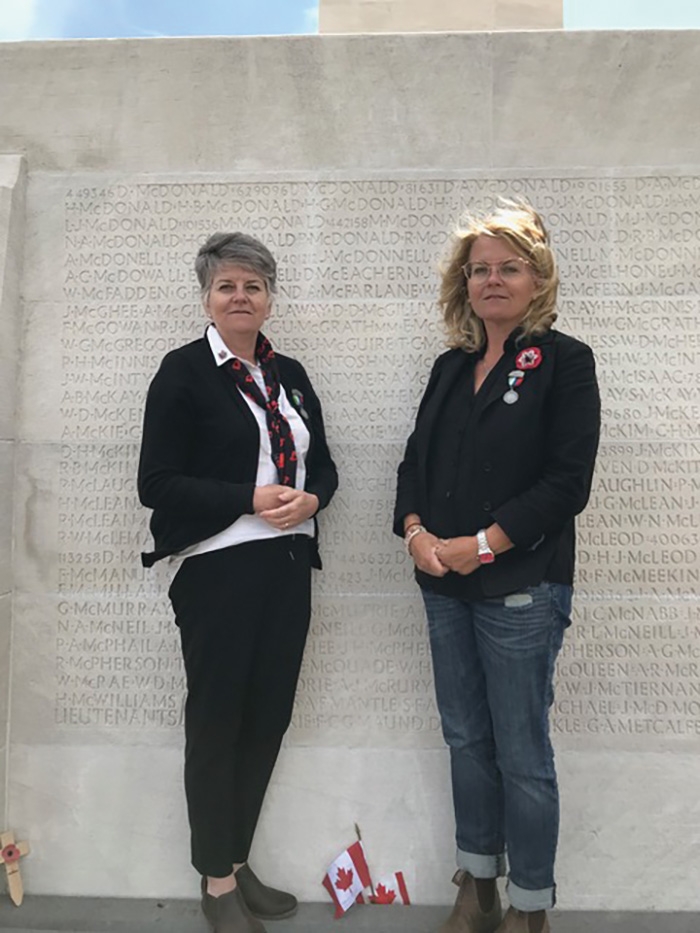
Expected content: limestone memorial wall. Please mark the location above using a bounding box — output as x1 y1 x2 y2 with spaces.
1 30 700 909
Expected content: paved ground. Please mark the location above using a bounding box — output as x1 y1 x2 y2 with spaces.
0 899 699 933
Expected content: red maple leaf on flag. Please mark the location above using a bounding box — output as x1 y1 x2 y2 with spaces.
335 866 354 891
370 884 396 904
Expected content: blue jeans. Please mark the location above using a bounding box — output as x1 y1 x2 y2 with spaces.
421 582 571 912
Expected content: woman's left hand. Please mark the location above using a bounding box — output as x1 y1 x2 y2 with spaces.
435 536 480 576
260 488 319 530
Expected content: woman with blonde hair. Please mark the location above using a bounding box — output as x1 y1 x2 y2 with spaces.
394 202 600 933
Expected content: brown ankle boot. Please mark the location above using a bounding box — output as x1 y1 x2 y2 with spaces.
496 907 550 933
437 870 502 933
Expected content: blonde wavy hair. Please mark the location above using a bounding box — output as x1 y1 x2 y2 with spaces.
440 200 559 352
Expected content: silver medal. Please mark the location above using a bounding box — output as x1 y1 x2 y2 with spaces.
503 390 519 405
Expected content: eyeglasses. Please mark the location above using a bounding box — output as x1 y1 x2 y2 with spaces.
462 258 532 284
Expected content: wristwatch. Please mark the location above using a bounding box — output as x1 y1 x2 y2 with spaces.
476 529 495 564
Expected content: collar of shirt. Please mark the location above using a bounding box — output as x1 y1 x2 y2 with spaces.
205 323 259 370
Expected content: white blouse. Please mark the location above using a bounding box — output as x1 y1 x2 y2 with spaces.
177 325 313 560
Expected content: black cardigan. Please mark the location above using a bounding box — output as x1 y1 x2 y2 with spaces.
138 337 338 568
394 328 601 598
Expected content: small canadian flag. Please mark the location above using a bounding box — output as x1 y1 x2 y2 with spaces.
322 841 373 918
369 871 411 905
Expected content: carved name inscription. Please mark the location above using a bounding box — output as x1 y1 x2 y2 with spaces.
53 175 700 745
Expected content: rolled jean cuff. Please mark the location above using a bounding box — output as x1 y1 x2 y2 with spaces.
507 879 555 911
456 848 506 879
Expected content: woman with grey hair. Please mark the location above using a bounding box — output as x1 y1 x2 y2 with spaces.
138 232 338 933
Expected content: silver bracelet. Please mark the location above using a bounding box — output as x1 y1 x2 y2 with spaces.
404 524 427 554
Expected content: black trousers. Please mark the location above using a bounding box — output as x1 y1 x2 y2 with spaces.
168 536 312 877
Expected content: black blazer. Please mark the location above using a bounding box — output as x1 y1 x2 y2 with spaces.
394 328 601 597
138 336 338 568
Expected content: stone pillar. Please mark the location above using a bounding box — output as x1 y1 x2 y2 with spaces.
0 155 25 824
319 0 563 33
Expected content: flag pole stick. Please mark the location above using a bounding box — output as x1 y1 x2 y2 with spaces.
354 822 376 897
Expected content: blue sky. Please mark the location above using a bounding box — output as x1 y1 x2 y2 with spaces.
565 0 700 29
0 0 319 41
2 0 700 41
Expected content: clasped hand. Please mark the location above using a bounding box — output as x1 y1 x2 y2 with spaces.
411 533 479 577
253 484 319 530
435 536 480 576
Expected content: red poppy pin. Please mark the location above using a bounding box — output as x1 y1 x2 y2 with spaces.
1 844 20 863
514 347 542 370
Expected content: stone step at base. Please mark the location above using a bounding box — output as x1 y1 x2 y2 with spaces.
0 899 699 933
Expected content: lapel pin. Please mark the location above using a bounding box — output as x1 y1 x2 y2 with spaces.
291 389 309 419
503 348 542 404
503 370 524 405
514 347 542 370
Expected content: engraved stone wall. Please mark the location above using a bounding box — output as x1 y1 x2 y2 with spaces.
15 172 700 754
4 29 700 908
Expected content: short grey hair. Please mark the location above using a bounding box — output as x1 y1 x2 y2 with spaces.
195 232 278 297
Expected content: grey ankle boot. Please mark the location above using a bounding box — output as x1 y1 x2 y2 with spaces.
201 881 267 933
437 870 502 933
235 863 298 919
